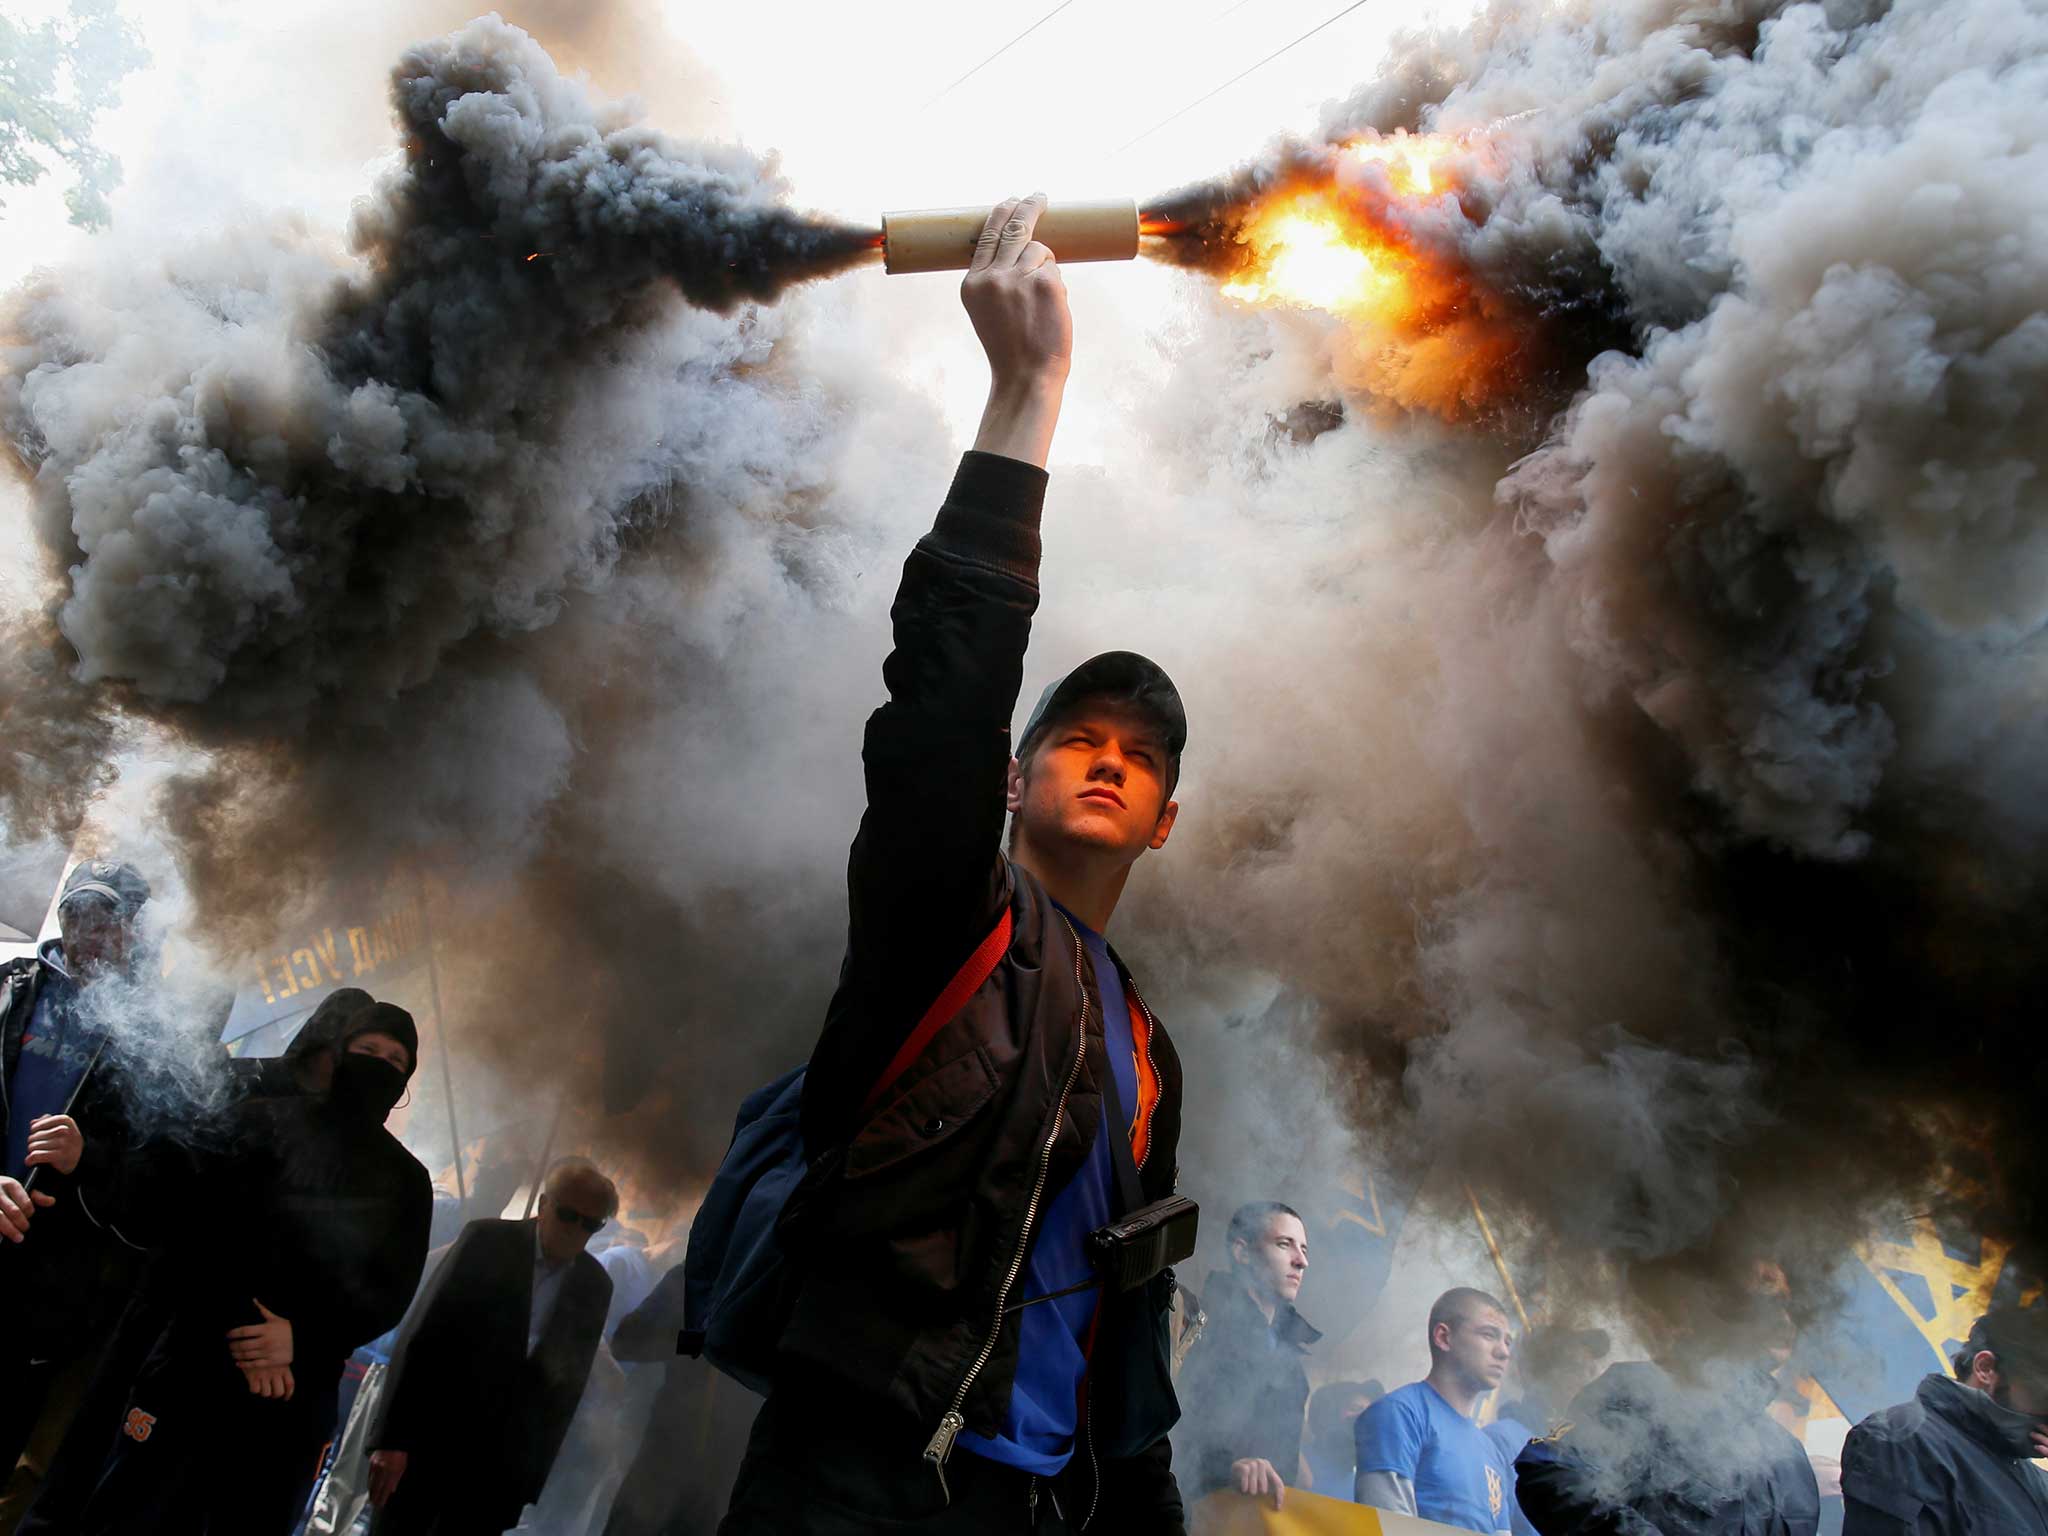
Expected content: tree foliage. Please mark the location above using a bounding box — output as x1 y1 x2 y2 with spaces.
1 0 147 230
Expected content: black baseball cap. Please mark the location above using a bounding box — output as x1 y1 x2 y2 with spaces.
57 859 151 921
1017 651 1187 762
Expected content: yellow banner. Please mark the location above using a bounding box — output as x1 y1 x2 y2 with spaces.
1194 1489 1475 1536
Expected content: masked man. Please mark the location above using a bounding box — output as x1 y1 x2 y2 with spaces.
1842 1307 2048 1536
73 1002 433 1534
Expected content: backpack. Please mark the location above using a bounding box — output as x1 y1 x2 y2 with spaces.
678 910 1012 1395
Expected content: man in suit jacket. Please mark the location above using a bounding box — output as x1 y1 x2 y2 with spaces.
365 1158 618 1536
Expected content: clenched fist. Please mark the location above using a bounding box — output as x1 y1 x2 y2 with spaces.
963 194 1072 469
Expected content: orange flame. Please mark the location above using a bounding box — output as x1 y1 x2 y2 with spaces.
1215 132 1529 419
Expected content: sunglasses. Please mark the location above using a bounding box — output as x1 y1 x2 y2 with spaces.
550 1204 606 1235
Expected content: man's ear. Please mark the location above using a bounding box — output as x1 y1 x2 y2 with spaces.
1148 799 1179 851
1968 1349 2000 1392
1005 757 1024 815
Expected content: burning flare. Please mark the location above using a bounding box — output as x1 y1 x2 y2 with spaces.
1145 132 1536 420
1218 194 1407 313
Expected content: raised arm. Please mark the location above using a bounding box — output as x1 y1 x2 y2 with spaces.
805 196 1072 1150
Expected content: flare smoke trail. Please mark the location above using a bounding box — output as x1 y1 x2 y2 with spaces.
0 11 889 1172
1136 0 2048 1341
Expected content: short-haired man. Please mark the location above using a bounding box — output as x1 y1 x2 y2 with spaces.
0 860 152 1514
1841 1307 2048 1536
367 1156 618 1536
718 194 1191 1534
69 1000 434 1534
1175 1201 1319 1510
1355 1287 1516 1535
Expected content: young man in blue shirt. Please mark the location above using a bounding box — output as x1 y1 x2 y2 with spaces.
719 194 1192 1534
1355 1286 1517 1536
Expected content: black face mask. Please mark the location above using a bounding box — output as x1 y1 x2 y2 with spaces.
329 1053 407 1122
1983 1380 2048 1458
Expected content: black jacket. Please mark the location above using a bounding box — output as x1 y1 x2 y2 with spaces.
370 1217 613 1510
1841 1373 2048 1536
147 1091 433 1382
782 451 1187 1530
0 951 148 1357
1515 1361 1821 1536
1174 1269 1321 1498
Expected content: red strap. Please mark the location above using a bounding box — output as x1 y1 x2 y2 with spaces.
859 908 1013 1119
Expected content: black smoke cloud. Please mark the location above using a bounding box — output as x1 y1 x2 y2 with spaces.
0 13 892 1178
6 14 869 745
1131 0 2048 1337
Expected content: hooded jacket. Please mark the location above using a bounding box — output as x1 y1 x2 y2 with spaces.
0 947 148 1357
144 1081 433 1383
780 451 1187 1530
1173 1268 1322 1498
1515 1360 1821 1536
1841 1373 2048 1536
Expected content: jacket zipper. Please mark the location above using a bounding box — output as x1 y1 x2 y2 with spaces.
921 915 1091 1502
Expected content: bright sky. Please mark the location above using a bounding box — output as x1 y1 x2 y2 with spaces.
3 0 1478 269
0 0 1478 464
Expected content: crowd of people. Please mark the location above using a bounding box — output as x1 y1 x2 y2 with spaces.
4 197 2045 1536
1172 1206 2048 1536
0 861 651 1535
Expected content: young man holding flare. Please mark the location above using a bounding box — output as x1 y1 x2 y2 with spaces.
719 194 1192 1534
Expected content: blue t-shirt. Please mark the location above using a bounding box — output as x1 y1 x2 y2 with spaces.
1485 1417 1539 1536
1355 1381 1513 1534
958 905 1138 1476
4 948 93 1183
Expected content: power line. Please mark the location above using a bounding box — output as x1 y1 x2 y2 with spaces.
1115 0 1376 156
923 2 1080 111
